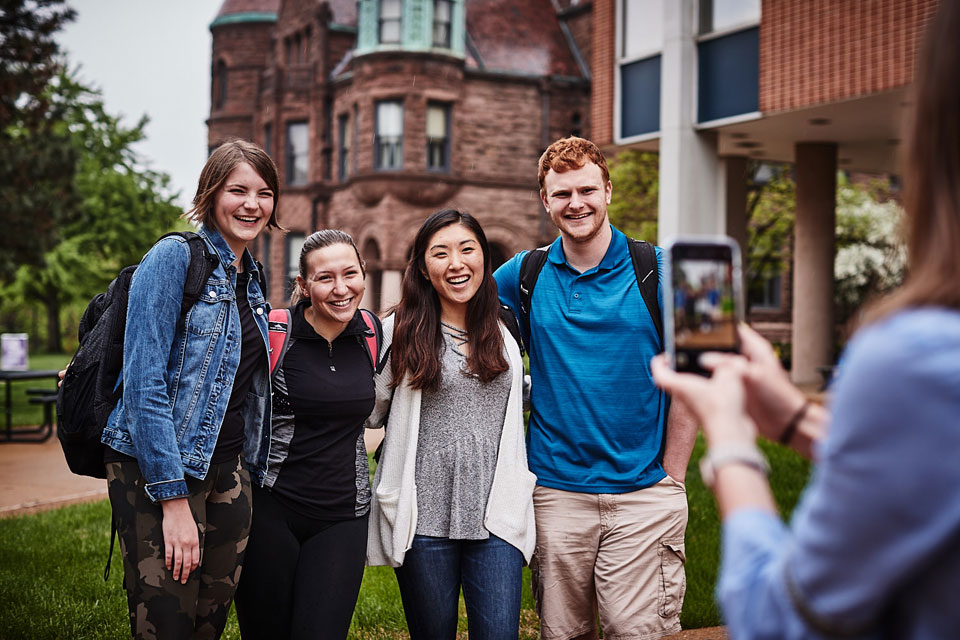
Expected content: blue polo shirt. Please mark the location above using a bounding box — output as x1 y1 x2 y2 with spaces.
494 226 668 493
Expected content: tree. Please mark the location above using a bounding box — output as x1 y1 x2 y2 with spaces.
834 174 905 326
0 0 77 282
3 70 182 352
607 149 659 242
744 162 795 313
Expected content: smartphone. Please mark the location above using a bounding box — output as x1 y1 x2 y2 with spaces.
663 236 744 375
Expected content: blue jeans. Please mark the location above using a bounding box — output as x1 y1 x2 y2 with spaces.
395 534 523 640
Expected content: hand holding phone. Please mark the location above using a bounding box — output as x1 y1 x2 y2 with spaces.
663 236 744 375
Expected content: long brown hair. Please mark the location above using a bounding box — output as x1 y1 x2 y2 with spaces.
391 209 508 391
865 0 960 324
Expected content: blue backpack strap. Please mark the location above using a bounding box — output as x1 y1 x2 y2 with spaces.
627 239 663 349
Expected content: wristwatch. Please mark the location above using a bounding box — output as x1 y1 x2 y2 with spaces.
699 442 770 489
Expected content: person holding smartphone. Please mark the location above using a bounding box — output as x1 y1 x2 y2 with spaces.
651 2 960 636
493 137 698 639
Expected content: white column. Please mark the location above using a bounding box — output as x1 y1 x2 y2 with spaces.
379 269 403 311
791 143 837 385
657 0 723 243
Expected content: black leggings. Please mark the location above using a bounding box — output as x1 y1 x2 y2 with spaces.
234 485 368 640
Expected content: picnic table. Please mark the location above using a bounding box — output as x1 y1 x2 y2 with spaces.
0 369 60 442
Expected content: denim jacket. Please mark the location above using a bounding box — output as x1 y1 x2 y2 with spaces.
101 226 272 502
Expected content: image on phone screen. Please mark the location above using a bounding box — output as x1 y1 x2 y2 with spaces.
672 257 737 352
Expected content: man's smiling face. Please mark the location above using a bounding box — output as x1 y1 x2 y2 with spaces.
541 161 612 245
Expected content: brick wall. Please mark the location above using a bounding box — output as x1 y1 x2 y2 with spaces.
760 0 938 113
590 0 614 145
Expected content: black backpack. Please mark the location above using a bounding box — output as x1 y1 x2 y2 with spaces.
517 238 663 348
56 232 219 479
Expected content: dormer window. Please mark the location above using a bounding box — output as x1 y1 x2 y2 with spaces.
433 0 452 47
380 0 402 44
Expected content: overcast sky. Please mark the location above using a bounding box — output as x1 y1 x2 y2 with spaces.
59 1 224 208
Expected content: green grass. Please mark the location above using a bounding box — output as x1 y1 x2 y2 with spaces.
0 434 810 638
680 434 812 628
3 353 71 428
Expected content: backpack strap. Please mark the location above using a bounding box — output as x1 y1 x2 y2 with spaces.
627 238 663 349
254 259 267 298
360 309 387 374
159 231 219 327
499 304 525 356
517 245 551 341
268 308 293 375
517 239 663 350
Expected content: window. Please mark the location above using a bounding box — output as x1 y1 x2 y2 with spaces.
433 0 452 48
622 0 662 60
696 0 760 123
426 103 449 172
379 0 402 44
618 0 663 139
264 122 273 158
750 274 782 310
286 233 306 297
286 122 309 186
338 113 351 181
375 101 403 170
699 0 761 34
215 60 227 109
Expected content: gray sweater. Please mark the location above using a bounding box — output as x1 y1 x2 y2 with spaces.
365 314 537 567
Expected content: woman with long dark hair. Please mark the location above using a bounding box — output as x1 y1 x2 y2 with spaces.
650 2 960 637
101 139 279 639
367 209 536 639
235 230 379 639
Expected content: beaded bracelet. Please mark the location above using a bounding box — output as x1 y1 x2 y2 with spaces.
779 399 811 445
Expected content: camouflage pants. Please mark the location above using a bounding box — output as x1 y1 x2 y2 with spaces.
106 456 252 640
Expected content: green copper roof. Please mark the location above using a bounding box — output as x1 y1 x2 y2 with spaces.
210 11 277 29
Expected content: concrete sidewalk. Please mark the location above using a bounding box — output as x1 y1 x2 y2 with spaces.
0 432 106 517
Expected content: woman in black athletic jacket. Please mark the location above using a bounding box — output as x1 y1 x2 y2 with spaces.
235 229 380 640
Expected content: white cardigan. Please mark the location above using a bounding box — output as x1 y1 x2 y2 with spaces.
365 314 537 567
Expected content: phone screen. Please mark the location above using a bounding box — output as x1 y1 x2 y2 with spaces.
668 241 740 373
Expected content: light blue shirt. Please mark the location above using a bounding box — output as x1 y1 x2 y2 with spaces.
494 226 667 493
718 308 960 639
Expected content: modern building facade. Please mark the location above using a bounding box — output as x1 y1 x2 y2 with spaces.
591 0 938 383
208 0 591 313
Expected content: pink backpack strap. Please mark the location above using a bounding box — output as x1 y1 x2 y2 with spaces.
268 308 292 374
359 309 381 370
